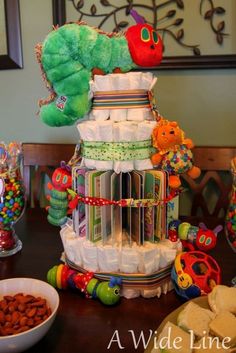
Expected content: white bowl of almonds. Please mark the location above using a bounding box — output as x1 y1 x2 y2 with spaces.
0 278 59 353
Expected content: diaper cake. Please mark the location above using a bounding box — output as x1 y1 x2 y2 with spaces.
36 10 200 300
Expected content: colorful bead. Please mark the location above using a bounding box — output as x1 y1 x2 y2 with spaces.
56 264 64 289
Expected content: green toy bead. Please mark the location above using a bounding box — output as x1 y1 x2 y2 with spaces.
87 278 120 305
178 222 190 240
49 197 68 209
47 214 67 226
96 282 120 305
51 188 68 200
48 207 67 219
47 265 58 288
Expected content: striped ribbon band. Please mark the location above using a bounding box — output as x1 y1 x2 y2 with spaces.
66 258 172 289
81 139 153 161
92 89 151 110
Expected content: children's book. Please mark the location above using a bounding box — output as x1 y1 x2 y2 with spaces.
131 171 142 245
72 168 169 244
100 170 112 244
149 170 167 240
144 171 155 242
72 166 86 237
135 171 146 244
88 171 104 242
111 172 122 245
122 173 132 246
85 170 90 240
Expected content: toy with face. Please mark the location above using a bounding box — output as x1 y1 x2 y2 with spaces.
87 278 121 306
151 119 201 188
169 220 222 252
47 163 72 226
36 10 163 127
47 264 121 306
153 121 183 150
52 166 72 192
126 23 162 67
195 224 222 251
171 251 221 300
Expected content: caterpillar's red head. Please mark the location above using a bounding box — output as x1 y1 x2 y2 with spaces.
126 23 163 67
52 161 72 191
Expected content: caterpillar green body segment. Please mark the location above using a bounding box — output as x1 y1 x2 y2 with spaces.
37 23 135 127
47 189 68 226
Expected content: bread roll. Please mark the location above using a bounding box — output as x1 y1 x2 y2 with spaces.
151 321 192 353
177 302 215 338
208 285 236 314
209 311 236 347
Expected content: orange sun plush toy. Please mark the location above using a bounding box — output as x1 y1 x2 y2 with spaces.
151 119 201 188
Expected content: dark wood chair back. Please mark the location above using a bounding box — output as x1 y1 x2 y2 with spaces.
22 143 75 207
180 146 236 226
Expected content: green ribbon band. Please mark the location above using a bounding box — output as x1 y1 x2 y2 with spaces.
81 140 154 161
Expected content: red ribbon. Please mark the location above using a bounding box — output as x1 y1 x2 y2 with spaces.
68 189 181 210
73 272 94 297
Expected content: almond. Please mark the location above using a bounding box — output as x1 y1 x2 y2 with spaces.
0 293 51 336
3 295 14 302
19 316 28 327
12 311 20 324
27 307 37 318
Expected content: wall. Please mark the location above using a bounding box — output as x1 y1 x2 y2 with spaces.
0 0 235 145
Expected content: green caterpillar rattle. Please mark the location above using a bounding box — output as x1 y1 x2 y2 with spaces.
46 162 71 226
47 264 122 306
36 9 163 127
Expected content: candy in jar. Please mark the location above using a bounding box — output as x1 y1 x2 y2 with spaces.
0 142 25 257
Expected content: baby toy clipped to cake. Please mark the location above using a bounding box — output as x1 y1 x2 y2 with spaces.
35 9 163 127
151 118 201 189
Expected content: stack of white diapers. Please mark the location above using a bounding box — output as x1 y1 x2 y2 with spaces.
77 120 156 173
89 72 157 122
60 223 181 298
77 71 158 173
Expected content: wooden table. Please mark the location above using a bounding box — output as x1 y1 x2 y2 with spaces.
1 209 235 353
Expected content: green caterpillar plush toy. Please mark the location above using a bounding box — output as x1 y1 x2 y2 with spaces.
47 264 122 306
36 10 163 127
46 162 72 226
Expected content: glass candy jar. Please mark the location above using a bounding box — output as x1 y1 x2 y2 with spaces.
225 157 236 252
0 142 25 257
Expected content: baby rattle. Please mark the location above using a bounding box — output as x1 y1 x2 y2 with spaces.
168 219 222 252
46 162 72 226
171 251 221 300
47 264 122 306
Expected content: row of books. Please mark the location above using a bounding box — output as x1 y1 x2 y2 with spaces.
72 167 179 245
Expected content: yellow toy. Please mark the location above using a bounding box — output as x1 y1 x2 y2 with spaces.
151 119 201 188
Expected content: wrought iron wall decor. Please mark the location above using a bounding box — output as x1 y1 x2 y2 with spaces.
0 0 23 70
52 0 236 69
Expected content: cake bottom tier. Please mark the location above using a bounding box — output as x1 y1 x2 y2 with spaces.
65 256 173 299
60 223 181 298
